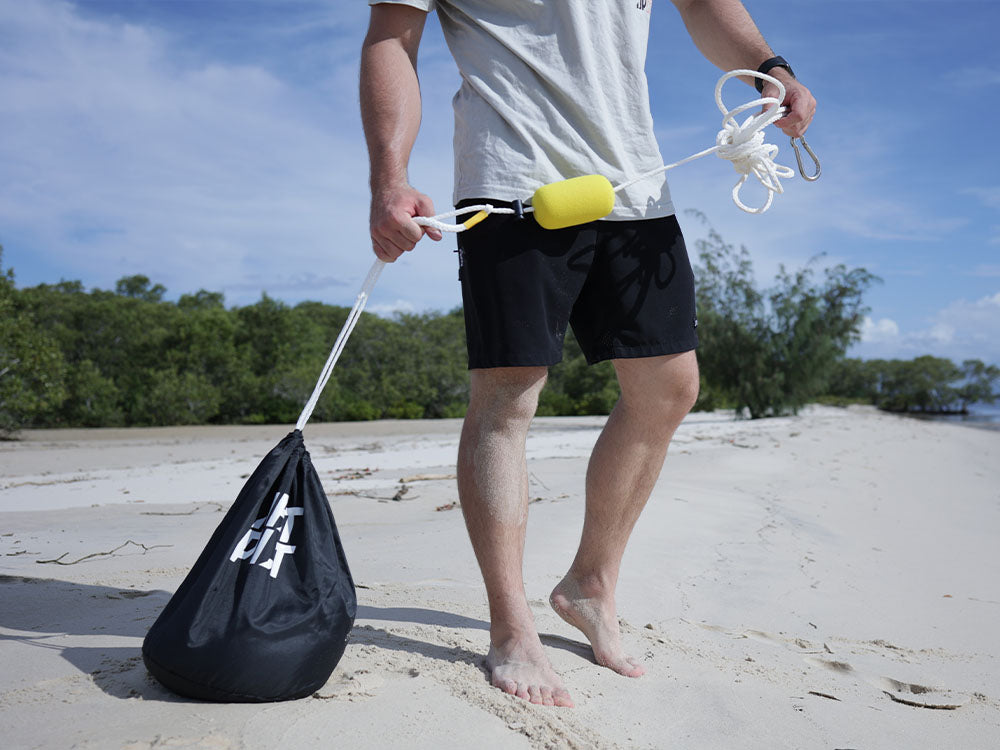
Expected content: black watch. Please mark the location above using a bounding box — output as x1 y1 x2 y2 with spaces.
755 56 794 93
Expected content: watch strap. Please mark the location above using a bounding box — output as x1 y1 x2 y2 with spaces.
755 56 794 93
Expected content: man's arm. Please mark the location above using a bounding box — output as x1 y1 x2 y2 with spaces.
360 4 441 262
670 0 815 137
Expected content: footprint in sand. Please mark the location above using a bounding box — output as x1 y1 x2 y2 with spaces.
693 621 971 710
804 656 969 710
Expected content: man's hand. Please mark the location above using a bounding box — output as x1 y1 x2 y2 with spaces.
670 0 817 138
761 69 816 139
361 5 437 262
369 183 442 262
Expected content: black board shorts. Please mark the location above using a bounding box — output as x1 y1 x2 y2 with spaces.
456 200 698 369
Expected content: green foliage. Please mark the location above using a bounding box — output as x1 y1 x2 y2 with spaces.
133 369 222 426
876 356 961 412
828 356 999 413
307 307 471 421
115 274 166 302
56 358 123 427
956 359 1000 410
0 248 68 435
690 213 878 418
540 332 620 416
178 290 225 310
0 247 480 428
8 221 992 430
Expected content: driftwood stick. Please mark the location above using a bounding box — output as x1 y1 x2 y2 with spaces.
36 540 171 566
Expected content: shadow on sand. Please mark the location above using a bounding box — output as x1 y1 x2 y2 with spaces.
0 575 593 701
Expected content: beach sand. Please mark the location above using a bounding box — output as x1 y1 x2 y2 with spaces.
1 406 998 749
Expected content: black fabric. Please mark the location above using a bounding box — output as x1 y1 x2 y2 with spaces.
142 430 356 702
755 56 794 93
456 203 698 367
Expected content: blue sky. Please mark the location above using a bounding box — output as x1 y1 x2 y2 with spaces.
1 0 998 364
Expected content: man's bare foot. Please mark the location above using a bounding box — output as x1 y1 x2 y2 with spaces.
487 630 574 707
549 575 645 677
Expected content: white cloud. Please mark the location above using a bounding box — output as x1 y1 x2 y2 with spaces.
926 322 955 345
667 93 972 296
367 298 419 317
853 291 1000 364
0 0 462 313
0 0 991 333
860 316 900 343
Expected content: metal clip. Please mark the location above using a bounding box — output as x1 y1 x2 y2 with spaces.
512 199 525 219
790 136 821 181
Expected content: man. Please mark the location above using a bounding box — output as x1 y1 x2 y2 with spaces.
360 0 815 708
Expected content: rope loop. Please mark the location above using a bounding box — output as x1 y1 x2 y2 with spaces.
413 203 521 233
712 69 795 213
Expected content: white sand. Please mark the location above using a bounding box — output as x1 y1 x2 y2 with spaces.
1 407 998 749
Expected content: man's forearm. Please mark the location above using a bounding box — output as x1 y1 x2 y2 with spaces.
671 1 815 140
671 0 782 87
360 18 424 193
360 6 441 261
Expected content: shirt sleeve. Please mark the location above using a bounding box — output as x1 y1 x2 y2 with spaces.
367 0 435 11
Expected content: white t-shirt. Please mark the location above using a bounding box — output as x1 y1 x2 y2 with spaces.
370 0 673 220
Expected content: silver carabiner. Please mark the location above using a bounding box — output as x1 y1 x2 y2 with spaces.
790 136 821 181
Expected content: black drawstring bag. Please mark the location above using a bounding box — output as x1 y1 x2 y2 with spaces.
142 429 356 701
143 261 384 702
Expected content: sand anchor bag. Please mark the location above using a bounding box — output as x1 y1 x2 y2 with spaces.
142 429 356 702
141 264 388 701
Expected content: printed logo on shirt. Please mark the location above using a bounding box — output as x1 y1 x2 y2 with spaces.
229 491 303 578
636 0 651 13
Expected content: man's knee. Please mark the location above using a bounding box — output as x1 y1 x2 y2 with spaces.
614 351 699 421
664 356 700 414
468 366 548 426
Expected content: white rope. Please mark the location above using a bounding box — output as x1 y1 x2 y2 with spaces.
295 258 384 431
419 69 798 230
294 70 802 431
413 203 533 233
613 70 793 213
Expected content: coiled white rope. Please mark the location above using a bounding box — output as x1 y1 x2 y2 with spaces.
294 69 816 430
615 69 794 213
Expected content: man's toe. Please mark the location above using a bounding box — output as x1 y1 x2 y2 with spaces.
625 657 646 677
553 688 575 708
494 676 518 696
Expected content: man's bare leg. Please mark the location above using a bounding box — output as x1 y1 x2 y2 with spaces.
550 351 699 676
457 366 574 707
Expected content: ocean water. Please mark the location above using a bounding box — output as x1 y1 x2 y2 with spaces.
911 403 1000 432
